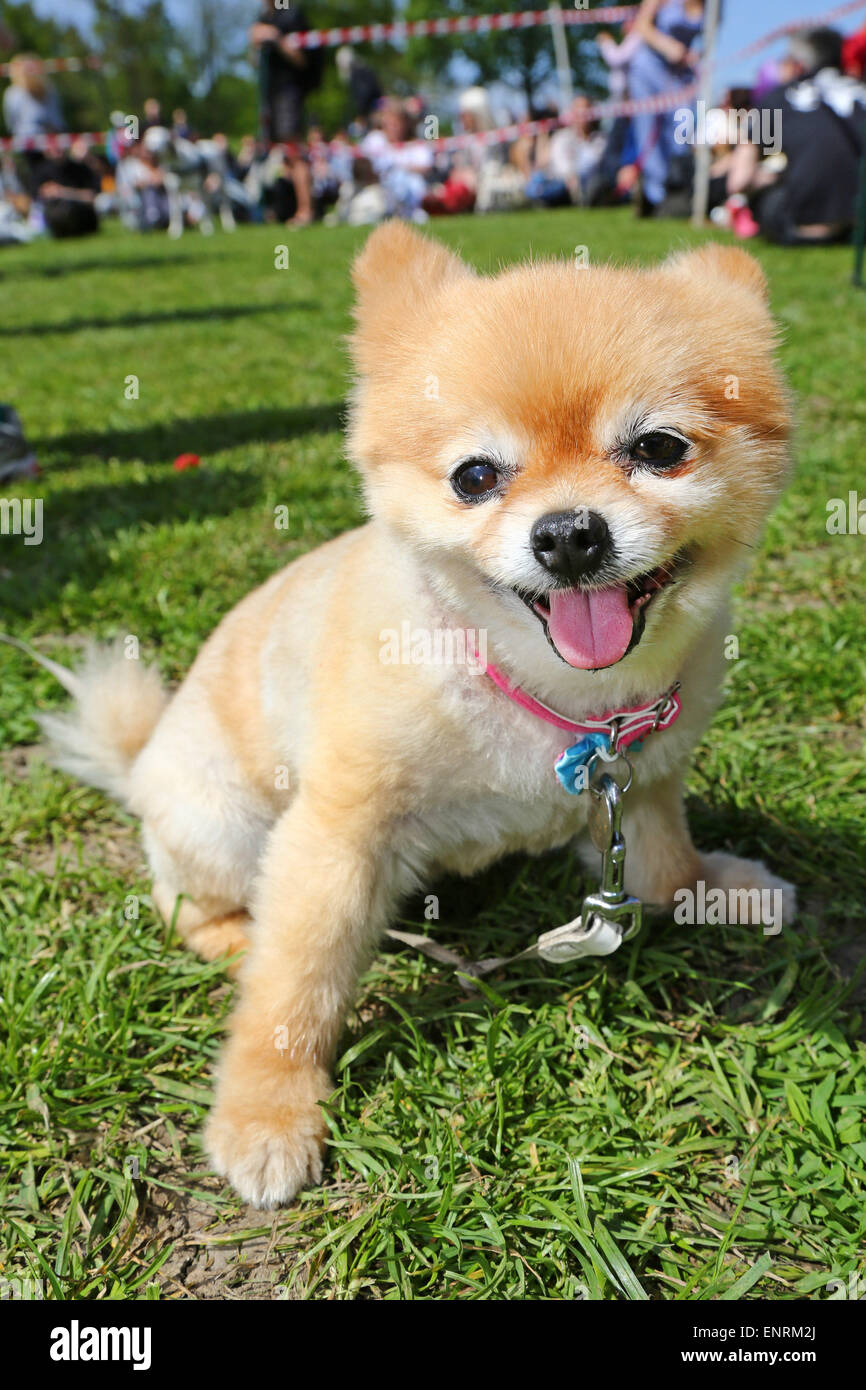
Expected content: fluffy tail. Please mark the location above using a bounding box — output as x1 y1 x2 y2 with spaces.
1 634 169 804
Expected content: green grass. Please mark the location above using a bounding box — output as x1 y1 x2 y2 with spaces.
1 212 864 1302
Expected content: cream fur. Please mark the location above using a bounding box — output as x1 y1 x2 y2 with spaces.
43 227 796 1207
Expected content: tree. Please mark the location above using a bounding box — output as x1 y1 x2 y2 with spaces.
1 0 607 143
91 0 187 120
178 0 249 102
404 0 607 115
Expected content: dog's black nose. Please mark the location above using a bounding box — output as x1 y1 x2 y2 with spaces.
530 509 611 584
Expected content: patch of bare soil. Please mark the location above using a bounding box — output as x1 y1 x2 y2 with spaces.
133 1179 304 1300
4 742 147 880
1 743 43 779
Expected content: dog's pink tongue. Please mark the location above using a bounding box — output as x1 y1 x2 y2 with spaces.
547 586 634 669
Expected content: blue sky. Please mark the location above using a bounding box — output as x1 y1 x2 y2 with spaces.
714 0 861 82
29 0 866 91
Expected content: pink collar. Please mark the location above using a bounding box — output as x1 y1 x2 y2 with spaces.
483 660 682 755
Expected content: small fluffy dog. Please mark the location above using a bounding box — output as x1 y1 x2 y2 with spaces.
43 224 796 1206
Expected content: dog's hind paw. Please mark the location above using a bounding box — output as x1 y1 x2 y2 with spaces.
699 850 797 930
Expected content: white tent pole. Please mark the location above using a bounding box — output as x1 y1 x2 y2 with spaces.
548 4 574 111
691 0 722 227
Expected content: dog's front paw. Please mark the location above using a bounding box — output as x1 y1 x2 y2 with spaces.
205 1067 330 1208
699 850 797 927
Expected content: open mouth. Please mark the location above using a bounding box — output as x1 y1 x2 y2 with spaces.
521 550 690 671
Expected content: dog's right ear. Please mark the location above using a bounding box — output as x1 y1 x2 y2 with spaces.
664 243 770 303
350 222 469 374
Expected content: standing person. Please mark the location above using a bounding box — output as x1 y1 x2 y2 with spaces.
627 0 704 214
249 2 321 227
2 53 65 194
2 53 64 137
335 46 382 130
597 20 643 101
592 20 643 200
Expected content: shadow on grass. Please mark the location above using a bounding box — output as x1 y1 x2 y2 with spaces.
2 301 317 338
2 397 349 615
0 248 238 281
0 457 341 625
0 464 265 617
394 799 866 1013
34 401 345 465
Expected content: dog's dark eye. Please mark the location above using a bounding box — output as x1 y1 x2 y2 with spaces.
630 432 689 468
451 459 501 501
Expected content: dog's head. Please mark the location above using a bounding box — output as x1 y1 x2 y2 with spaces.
348 223 790 677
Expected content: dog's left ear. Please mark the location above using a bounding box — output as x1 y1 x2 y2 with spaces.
350 222 470 374
664 243 769 302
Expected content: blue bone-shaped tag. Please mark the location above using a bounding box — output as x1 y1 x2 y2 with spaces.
554 733 644 795
554 733 610 795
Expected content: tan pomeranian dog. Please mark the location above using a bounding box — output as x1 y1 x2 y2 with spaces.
39 223 796 1207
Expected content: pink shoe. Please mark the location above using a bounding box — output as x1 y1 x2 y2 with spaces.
727 196 760 240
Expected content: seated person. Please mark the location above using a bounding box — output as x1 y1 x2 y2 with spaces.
115 142 171 231
728 27 866 245
360 99 433 222
3 53 65 197
307 125 342 214
526 97 605 207
172 108 193 140
34 139 100 238
329 154 389 226
141 97 163 131
0 159 35 245
423 87 502 216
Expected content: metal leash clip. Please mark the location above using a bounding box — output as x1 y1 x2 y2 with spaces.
579 764 642 945
386 749 644 981
529 759 642 964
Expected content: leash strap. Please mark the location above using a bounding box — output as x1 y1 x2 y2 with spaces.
385 913 624 991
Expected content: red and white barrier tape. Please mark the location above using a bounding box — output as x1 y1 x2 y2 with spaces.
3 0 865 156
287 0 866 53
0 7 637 84
411 79 700 153
0 55 102 78
275 5 637 50
4 0 865 85
0 130 107 152
0 79 698 156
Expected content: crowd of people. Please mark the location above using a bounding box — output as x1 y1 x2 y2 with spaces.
2 0 866 250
